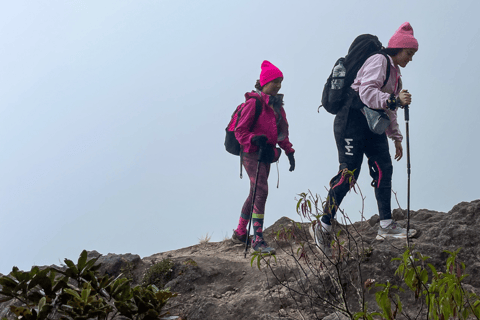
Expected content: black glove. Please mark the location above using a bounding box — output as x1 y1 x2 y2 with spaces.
251 135 268 147
287 152 295 172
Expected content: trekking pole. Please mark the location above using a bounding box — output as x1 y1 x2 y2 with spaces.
244 148 264 258
403 104 411 247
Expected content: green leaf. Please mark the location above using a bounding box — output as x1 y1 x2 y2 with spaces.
420 269 429 284
38 297 46 310
10 268 31 283
115 300 137 317
155 290 177 302
395 264 404 277
80 286 91 303
250 255 256 267
133 293 149 313
77 250 88 273
0 276 18 290
52 278 69 293
296 199 302 213
89 263 102 273
428 263 438 276
26 291 44 304
64 288 81 299
146 309 159 318
38 302 53 320
13 280 29 296
83 258 98 272
64 259 79 276
28 269 46 290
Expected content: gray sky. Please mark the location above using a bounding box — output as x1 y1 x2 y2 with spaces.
1 0 479 274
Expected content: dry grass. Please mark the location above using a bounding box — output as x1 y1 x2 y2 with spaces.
198 232 212 245
223 232 231 241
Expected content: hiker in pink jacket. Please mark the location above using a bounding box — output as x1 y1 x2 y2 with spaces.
312 22 419 257
231 60 295 255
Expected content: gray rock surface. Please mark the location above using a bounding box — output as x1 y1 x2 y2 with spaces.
1 200 480 319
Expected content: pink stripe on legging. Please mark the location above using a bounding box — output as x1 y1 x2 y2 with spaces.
375 161 383 188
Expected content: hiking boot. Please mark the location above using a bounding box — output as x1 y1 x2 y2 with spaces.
309 223 332 258
231 230 251 246
252 239 276 255
376 221 417 240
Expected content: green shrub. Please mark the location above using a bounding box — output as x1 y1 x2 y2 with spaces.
0 250 177 320
142 259 175 288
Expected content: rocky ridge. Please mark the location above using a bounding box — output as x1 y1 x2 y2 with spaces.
1 200 480 319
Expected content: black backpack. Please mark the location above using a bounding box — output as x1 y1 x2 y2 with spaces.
224 96 262 156
320 34 391 115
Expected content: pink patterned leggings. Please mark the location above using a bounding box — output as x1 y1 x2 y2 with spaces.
241 152 271 218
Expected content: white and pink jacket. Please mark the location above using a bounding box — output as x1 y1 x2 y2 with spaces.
351 54 403 142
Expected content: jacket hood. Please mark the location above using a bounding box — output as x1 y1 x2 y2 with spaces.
244 90 262 101
244 90 284 104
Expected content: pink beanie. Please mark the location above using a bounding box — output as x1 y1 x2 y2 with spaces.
387 22 419 50
259 60 283 87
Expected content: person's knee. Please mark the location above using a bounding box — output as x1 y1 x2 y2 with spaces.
330 164 360 189
256 183 269 200
368 158 392 188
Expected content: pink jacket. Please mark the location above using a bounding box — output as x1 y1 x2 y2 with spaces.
351 54 403 142
234 91 294 155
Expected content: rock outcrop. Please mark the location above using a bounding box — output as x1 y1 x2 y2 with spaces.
1 200 480 319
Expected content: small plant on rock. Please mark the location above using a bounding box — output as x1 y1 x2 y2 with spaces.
142 258 175 289
183 258 198 267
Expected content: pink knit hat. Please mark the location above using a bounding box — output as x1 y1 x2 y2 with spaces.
387 22 419 50
259 60 283 87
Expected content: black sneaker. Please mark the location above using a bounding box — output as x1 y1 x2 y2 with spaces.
309 223 332 258
231 230 251 247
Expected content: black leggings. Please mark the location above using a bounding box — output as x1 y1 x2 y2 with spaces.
321 109 393 225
